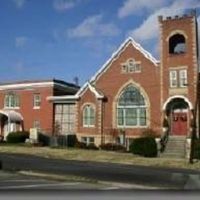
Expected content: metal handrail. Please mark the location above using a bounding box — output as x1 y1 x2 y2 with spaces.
160 128 169 152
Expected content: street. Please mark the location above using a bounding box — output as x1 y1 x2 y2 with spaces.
0 153 200 190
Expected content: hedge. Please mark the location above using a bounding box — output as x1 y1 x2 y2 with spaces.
75 141 98 150
6 131 29 143
129 137 157 157
99 143 126 152
38 133 50 146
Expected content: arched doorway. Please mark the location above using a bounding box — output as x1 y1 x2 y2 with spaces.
164 98 191 136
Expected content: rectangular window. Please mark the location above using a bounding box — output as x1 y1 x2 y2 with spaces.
4 94 20 108
169 70 177 88
33 94 41 109
54 104 75 135
81 137 95 145
81 137 87 144
139 108 146 126
179 69 188 87
117 108 124 126
125 108 137 126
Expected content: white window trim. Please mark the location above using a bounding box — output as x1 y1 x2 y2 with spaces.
169 70 178 88
121 59 141 74
33 94 41 109
179 69 188 88
4 94 20 109
81 137 95 145
83 105 95 128
117 105 147 128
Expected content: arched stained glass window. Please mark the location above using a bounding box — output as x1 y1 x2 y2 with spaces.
117 85 147 127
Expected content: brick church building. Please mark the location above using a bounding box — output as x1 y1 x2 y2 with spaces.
49 11 199 154
0 12 199 157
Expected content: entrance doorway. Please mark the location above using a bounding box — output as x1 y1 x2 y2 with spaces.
165 98 190 136
171 110 188 135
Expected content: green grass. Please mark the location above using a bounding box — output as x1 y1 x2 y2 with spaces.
0 144 199 171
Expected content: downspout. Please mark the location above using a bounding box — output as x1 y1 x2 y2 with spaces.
100 99 104 145
189 11 199 164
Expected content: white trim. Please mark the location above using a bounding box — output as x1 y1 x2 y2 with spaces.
76 82 104 99
169 70 178 88
4 106 20 110
90 37 159 83
162 95 193 110
82 104 96 128
88 83 104 99
0 81 77 90
33 106 40 110
47 95 79 102
166 30 188 41
173 109 188 113
76 37 159 99
179 69 188 87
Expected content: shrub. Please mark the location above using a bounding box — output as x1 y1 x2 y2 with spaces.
75 141 87 149
129 137 157 157
193 139 200 159
141 129 158 138
7 131 29 143
99 143 126 152
86 143 99 150
67 135 77 147
38 133 50 146
74 141 98 150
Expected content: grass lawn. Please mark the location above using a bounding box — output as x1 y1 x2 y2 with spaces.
0 144 199 171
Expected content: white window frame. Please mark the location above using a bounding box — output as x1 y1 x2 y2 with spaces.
4 93 20 109
179 69 188 87
33 94 41 109
121 59 141 74
117 106 147 128
83 105 95 128
169 70 178 88
54 104 75 135
81 137 95 145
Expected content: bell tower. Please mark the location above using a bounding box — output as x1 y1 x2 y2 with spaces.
158 10 199 136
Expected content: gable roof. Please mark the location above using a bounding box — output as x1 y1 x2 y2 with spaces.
77 37 159 98
90 37 159 83
76 82 104 99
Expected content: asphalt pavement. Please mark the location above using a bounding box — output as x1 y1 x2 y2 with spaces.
0 153 200 190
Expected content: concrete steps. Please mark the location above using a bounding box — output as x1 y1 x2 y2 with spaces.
161 136 186 158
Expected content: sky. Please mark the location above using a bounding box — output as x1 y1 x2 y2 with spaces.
0 0 200 86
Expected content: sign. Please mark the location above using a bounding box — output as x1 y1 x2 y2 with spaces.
29 128 38 142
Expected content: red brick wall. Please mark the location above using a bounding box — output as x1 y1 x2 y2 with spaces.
77 88 99 136
160 15 198 106
77 43 161 140
0 86 54 135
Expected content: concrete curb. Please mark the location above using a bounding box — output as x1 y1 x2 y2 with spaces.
18 170 98 183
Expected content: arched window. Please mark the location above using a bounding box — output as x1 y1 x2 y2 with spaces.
169 34 186 54
4 93 20 108
83 105 95 127
117 85 147 127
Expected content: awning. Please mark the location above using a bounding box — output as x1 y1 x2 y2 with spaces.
0 110 23 122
